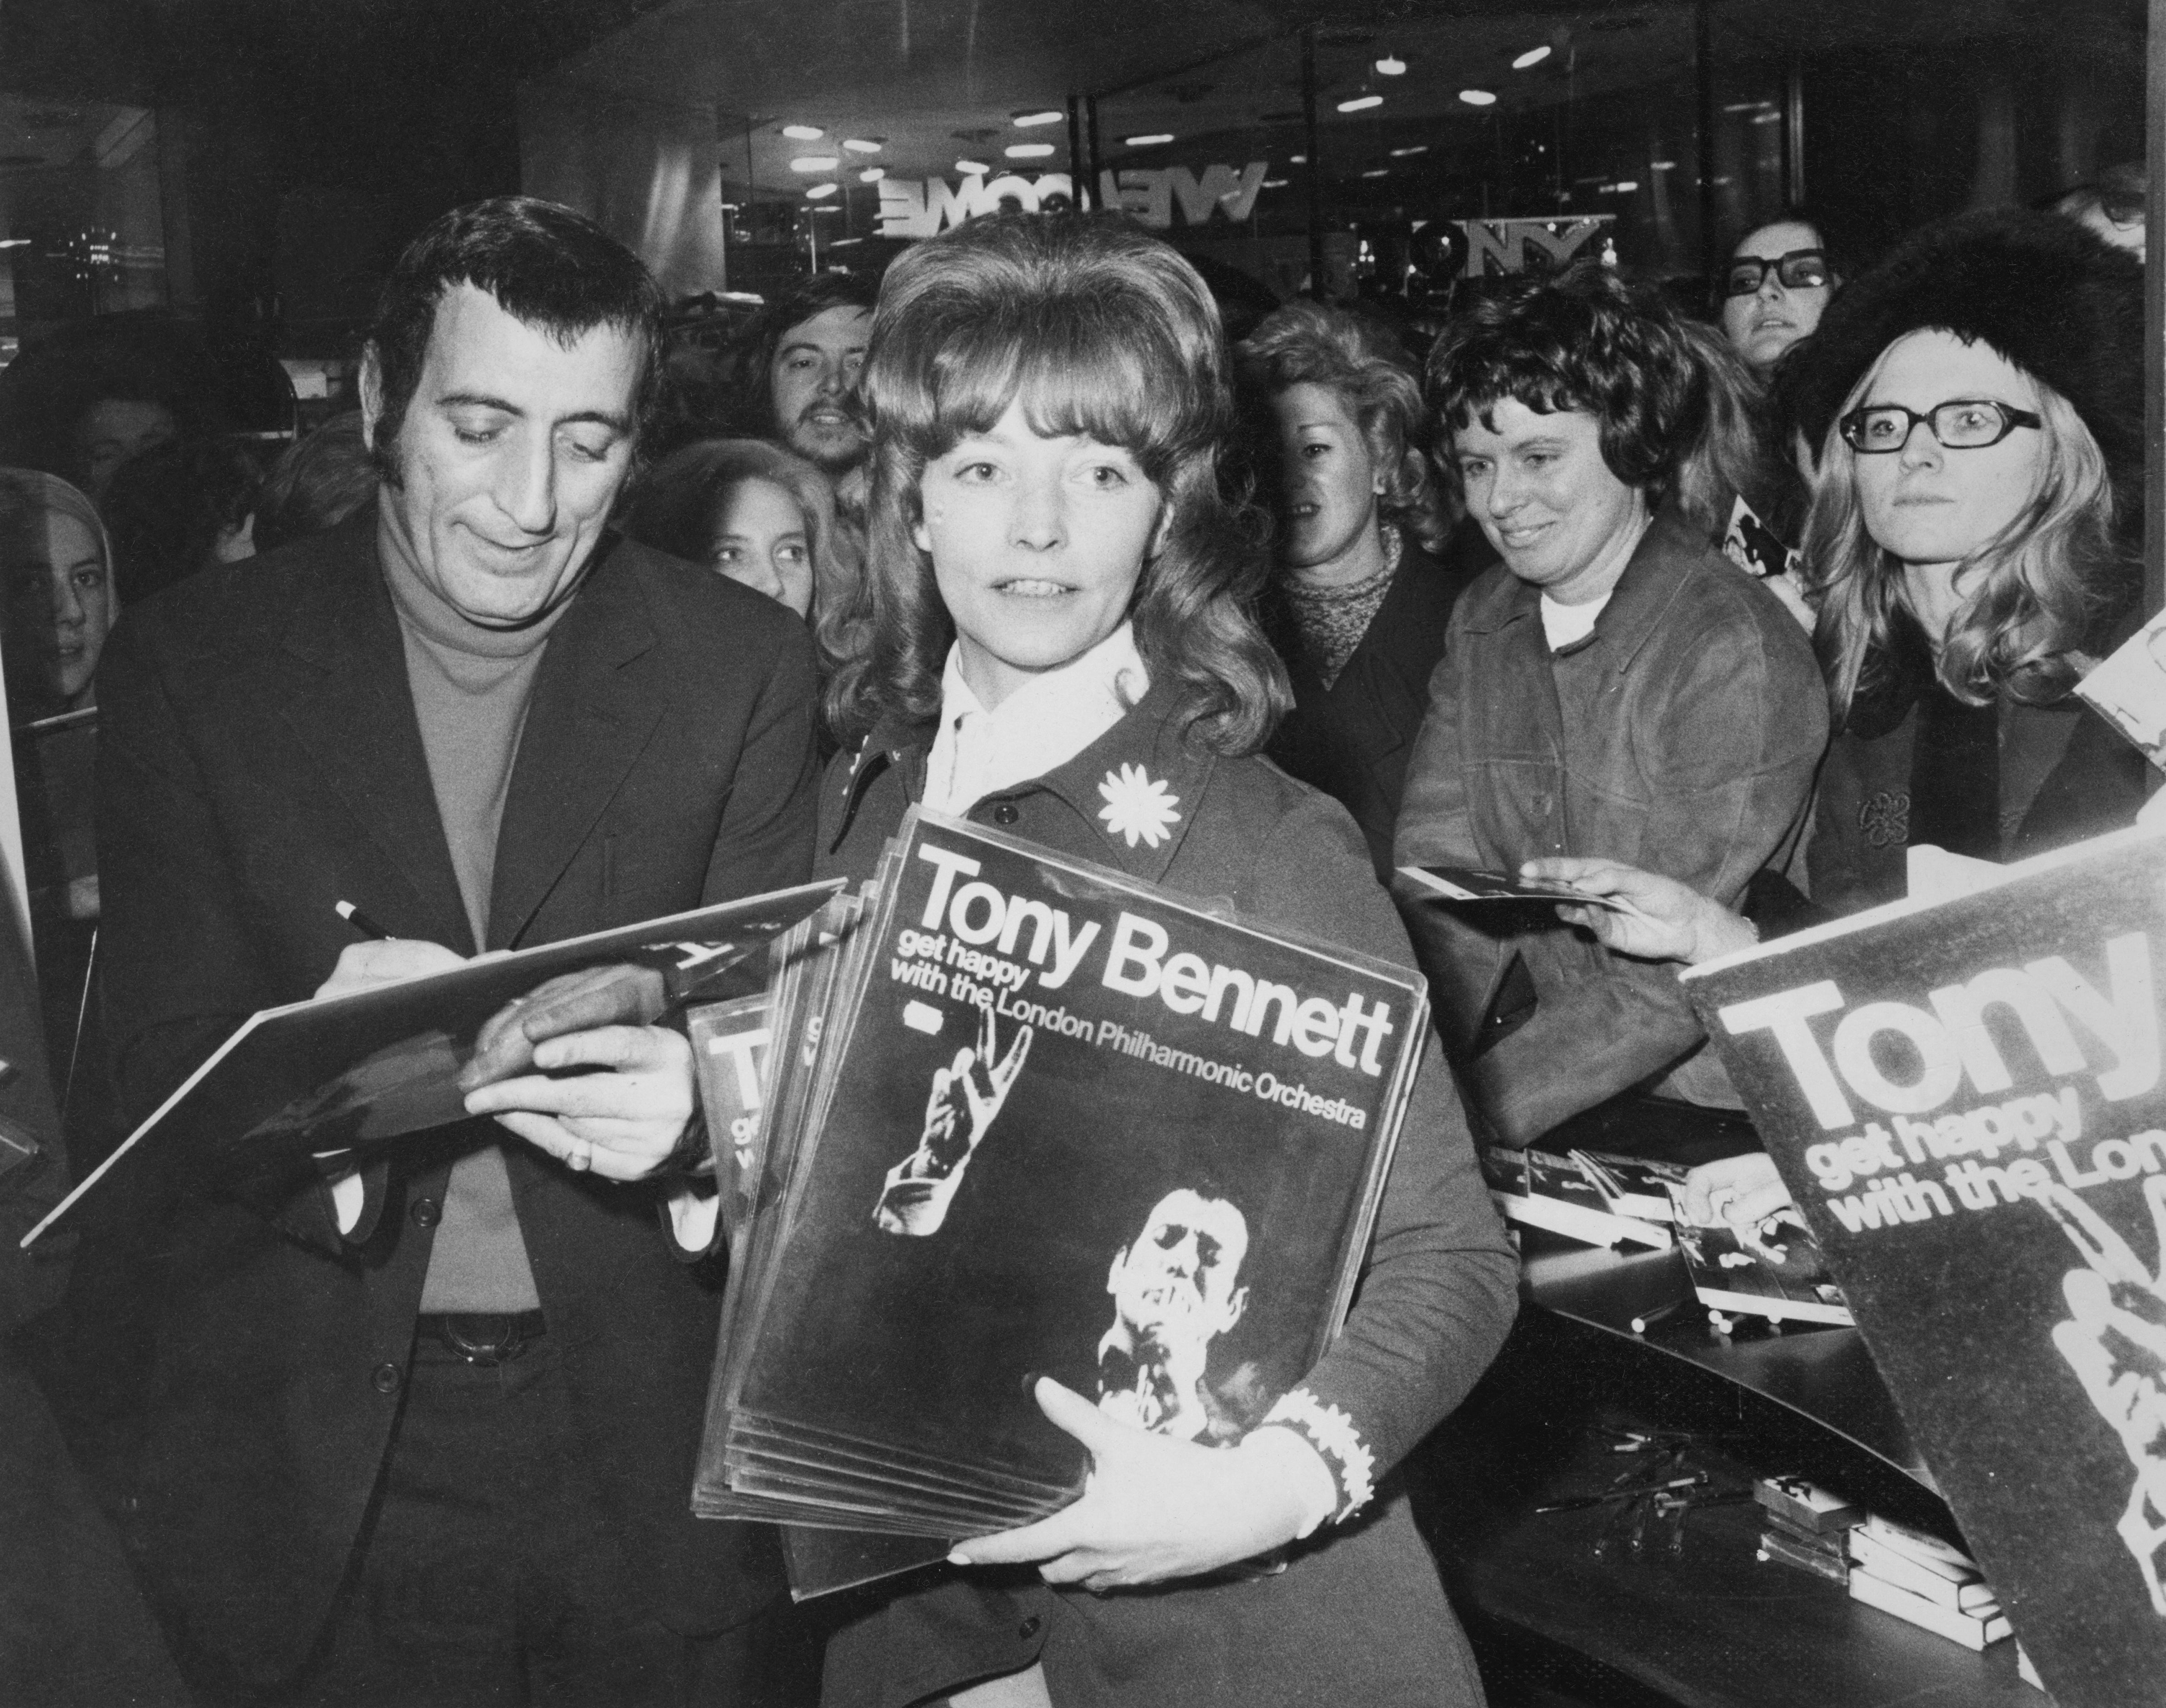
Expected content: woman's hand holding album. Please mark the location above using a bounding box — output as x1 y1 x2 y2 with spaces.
948 1377 1332 1592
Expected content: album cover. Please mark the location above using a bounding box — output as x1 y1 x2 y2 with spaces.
22 879 843 1247
1396 863 1630 911
1682 823 2166 1707
703 810 1426 1524
688 993 774 1247
1569 1148 1689 1223
1484 1145 1673 1250
1665 1187 1852 1325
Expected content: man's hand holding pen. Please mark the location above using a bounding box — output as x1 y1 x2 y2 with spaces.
317 906 695 1183
461 964 695 1181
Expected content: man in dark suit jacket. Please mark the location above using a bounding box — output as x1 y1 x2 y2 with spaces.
94 199 820 1704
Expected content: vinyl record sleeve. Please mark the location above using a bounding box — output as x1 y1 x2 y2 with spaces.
710 897 867 1395
1484 1145 1673 1250
1396 862 1631 911
719 810 1425 1499
1663 1189 1852 1325
24 880 843 1246
688 994 774 1248
1569 1149 1688 1222
1682 823 2166 1707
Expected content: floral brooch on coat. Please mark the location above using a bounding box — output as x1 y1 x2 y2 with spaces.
1098 763 1182 850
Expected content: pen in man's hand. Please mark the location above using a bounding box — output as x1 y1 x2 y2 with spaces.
334 899 394 941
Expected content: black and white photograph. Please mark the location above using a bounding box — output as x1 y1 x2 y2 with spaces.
0 1 2156 1703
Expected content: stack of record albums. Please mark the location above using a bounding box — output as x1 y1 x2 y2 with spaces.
685 810 1428 1568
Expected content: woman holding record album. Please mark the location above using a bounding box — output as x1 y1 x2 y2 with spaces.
814 212 1518 1707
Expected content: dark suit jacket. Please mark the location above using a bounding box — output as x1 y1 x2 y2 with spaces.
1262 540 1477 879
0 826 191 1707
94 511 820 1690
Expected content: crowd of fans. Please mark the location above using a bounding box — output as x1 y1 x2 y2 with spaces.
0 161 2151 1705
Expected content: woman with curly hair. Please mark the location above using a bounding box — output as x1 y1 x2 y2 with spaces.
1393 258 1825 1148
1235 302 1471 874
1519 211 2149 1225
818 211 1515 1708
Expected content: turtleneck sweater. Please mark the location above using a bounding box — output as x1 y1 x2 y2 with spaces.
380 530 581 1313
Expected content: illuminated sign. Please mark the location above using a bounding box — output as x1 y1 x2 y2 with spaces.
878 164 1270 239
1454 215 1615 276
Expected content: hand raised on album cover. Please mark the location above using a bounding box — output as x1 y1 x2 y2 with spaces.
2036 1175 2166 1615
873 1004 1033 1236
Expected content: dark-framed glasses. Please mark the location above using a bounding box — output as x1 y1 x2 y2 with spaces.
1837 398 2044 454
1720 249 1831 297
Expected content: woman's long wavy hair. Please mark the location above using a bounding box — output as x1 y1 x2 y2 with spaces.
1234 301 1448 557
623 436 865 679
1805 339 2134 724
827 212 1285 754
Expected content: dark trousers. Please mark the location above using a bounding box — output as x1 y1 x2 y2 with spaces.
291 1327 817 1708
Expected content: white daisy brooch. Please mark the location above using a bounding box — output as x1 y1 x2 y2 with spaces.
1098 763 1182 849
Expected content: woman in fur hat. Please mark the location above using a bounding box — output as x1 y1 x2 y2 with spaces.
1529 209 2146 930
1514 207 2151 1227
1793 207 2148 914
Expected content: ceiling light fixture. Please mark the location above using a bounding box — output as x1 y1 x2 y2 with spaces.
809 202 841 213
842 138 882 154
955 158 990 174
1612 179 1640 192
804 183 838 199
1362 168 1388 178
859 167 885 183
1389 144 1428 157
1375 54 1406 75
1458 89 1498 107
789 155 840 172
1124 133 1175 147
1512 45 1552 69
781 124 825 140
1336 94 1383 113
1006 142 1055 159
1262 178 1288 189
1012 109 1063 127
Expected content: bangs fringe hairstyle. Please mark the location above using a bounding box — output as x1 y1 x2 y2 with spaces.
830 212 1283 753
624 436 866 677
1424 259 1707 503
1804 344 2132 723
1234 301 1448 556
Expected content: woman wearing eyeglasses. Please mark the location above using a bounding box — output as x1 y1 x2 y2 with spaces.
1793 208 2148 914
1517 210 2146 1233
1541 214 2146 921
1718 212 1839 374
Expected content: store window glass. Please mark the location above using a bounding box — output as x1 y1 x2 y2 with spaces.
1085 1 2147 325
0 98 168 368
0 95 169 1159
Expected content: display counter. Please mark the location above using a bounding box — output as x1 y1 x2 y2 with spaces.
1407 1102 2034 1708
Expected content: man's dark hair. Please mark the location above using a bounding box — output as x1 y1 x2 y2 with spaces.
733 271 879 432
1425 259 1706 501
364 196 666 481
